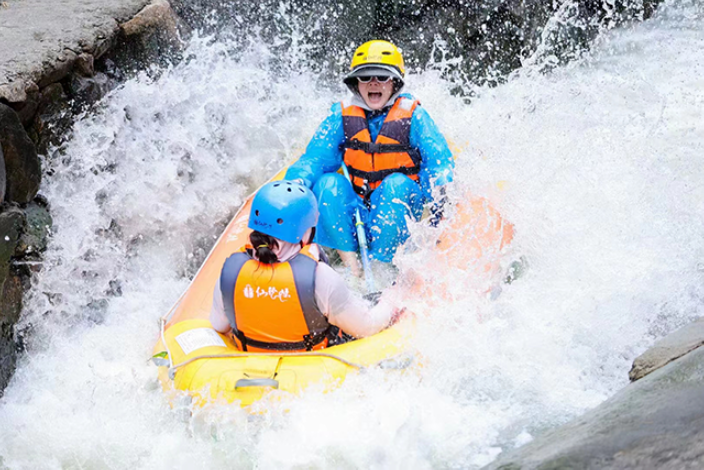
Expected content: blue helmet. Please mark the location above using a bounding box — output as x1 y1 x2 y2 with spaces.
248 181 319 244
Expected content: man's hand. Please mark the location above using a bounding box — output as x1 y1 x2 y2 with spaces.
428 186 448 227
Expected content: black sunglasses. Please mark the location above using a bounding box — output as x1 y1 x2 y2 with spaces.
357 75 393 83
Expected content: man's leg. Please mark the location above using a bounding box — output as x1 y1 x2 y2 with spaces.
312 173 362 272
368 174 423 263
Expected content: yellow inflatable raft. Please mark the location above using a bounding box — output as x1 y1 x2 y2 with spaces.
152 166 514 409
152 169 413 408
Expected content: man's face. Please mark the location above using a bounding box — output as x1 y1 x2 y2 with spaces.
358 76 394 110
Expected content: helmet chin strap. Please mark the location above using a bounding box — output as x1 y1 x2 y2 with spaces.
300 227 315 247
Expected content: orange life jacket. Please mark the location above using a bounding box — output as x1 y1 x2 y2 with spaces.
341 96 423 198
220 244 333 352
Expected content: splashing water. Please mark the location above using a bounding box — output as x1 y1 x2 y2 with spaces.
1 1 704 468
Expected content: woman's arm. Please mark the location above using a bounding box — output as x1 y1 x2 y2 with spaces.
209 277 232 333
314 263 394 338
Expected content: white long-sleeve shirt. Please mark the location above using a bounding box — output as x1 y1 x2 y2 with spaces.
209 241 394 339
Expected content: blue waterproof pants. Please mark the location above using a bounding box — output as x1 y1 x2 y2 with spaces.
312 173 424 263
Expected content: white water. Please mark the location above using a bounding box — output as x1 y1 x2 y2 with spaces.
2 1 704 468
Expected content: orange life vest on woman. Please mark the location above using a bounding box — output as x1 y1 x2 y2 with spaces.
219 244 333 352
340 96 423 198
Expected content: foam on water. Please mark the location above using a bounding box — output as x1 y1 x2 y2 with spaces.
1 1 704 468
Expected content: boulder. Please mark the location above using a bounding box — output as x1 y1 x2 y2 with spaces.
67 73 111 106
629 317 704 381
75 53 95 78
36 49 77 89
118 0 184 67
30 83 70 155
0 271 23 396
121 0 181 42
16 198 52 255
0 80 28 103
0 205 28 397
0 104 40 204
0 205 25 288
483 346 704 470
8 81 40 128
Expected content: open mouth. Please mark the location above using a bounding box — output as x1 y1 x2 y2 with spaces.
368 92 383 101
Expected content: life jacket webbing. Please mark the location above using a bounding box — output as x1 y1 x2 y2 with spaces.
340 97 422 197
220 250 331 351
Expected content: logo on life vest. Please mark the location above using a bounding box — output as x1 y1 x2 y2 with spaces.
243 284 255 299
243 284 291 302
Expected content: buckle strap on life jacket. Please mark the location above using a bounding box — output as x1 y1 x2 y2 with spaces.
341 139 423 167
347 164 421 183
341 139 412 155
235 326 334 352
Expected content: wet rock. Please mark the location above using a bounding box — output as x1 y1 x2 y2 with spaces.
0 271 23 396
16 198 52 256
170 0 663 93
38 82 66 105
0 104 40 204
8 83 40 128
92 33 120 62
629 317 704 382
483 347 704 470
0 205 26 288
121 0 181 42
75 53 95 78
0 143 5 204
67 72 111 106
31 83 71 155
36 49 77 88
118 0 184 68
0 80 28 103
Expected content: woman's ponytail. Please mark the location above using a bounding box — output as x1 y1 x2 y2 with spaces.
250 231 279 264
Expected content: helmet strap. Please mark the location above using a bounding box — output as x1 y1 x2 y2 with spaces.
304 227 317 246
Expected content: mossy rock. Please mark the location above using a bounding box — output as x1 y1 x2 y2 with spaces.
0 206 26 288
17 199 52 255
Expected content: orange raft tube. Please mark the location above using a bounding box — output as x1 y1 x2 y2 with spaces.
152 168 414 409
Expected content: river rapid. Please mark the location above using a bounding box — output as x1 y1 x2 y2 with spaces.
1 1 704 468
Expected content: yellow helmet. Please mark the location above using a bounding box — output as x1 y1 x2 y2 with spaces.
344 40 405 86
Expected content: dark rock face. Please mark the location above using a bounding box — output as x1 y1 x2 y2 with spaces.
0 206 26 395
483 346 704 470
170 0 663 90
26 82 70 156
17 199 52 256
0 271 23 396
0 104 41 204
368 0 664 89
0 141 5 204
0 0 188 397
0 205 26 287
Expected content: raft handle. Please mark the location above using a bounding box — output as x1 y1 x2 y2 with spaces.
235 378 279 389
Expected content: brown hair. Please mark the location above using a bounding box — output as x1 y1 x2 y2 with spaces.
249 231 280 264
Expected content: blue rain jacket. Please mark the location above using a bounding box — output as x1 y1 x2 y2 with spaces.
284 93 454 262
285 93 454 203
